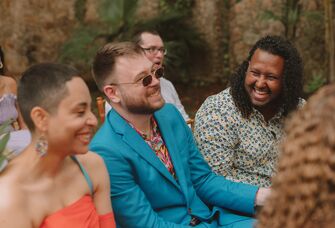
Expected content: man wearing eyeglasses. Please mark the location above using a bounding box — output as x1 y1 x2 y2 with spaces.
104 29 190 121
90 41 270 228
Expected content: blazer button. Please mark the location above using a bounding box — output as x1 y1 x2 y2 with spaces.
188 208 192 214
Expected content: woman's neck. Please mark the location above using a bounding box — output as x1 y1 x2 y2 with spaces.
14 143 69 179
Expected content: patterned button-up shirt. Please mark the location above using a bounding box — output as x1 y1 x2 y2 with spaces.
194 88 304 187
131 117 176 179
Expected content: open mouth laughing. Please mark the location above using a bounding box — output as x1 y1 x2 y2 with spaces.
77 132 93 145
251 87 271 102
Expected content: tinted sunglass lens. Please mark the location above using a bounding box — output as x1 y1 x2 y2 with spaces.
142 75 153 86
155 68 164 78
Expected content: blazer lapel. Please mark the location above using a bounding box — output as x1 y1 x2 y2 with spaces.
109 110 180 189
154 111 189 201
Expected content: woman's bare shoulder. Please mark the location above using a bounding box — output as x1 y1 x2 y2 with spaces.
0 171 23 202
76 152 105 169
0 75 17 93
75 152 108 186
0 175 30 227
1 75 16 85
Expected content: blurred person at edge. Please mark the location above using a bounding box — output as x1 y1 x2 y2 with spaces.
257 83 335 228
0 63 116 228
0 46 31 155
105 29 190 121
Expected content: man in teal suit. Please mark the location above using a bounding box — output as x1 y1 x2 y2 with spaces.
90 42 270 227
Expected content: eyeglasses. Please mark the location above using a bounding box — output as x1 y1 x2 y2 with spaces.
110 67 164 87
142 47 167 55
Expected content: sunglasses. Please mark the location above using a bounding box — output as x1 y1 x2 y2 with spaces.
110 67 164 87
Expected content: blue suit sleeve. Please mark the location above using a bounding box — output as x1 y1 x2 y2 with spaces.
183 116 258 215
90 143 192 228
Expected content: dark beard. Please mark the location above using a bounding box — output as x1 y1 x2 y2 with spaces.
125 101 164 114
119 85 165 115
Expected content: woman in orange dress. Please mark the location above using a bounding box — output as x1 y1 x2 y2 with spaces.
0 63 116 228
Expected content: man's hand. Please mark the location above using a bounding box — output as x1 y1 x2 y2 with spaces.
255 187 271 206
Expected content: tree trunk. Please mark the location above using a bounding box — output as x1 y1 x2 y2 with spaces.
325 0 335 82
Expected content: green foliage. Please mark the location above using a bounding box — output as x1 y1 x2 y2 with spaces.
260 0 302 41
59 0 139 68
159 0 194 15
135 12 207 83
260 0 322 41
59 0 206 84
59 26 103 66
222 0 242 5
164 40 189 82
261 10 281 21
304 71 327 94
0 120 11 167
98 0 138 36
74 0 87 22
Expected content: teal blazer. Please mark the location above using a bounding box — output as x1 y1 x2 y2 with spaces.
90 104 258 227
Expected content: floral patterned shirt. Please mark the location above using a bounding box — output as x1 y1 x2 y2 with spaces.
194 88 304 187
131 117 176 179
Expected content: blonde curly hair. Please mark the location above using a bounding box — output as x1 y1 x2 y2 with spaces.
257 83 335 228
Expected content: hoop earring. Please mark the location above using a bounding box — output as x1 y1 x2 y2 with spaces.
0 61 3 69
35 135 48 156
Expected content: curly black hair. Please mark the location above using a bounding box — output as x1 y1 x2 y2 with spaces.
230 35 303 119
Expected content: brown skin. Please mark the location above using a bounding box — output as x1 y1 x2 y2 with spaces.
244 49 284 121
0 77 113 227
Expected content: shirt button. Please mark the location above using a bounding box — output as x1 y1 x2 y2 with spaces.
188 208 192 214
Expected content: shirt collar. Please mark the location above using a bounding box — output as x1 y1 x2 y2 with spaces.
251 106 284 122
126 116 159 140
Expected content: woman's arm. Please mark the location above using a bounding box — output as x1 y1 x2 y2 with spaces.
91 153 113 214
83 152 115 227
7 76 26 129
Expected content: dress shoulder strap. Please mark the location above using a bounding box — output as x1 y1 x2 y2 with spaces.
70 155 94 195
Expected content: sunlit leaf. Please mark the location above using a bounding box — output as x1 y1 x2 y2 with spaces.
0 132 10 153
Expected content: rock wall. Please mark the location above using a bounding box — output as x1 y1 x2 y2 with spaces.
0 0 77 75
0 0 161 76
135 0 159 19
190 0 225 82
0 0 327 85
228 0 326 85
229 0 284 69
294 1 325 84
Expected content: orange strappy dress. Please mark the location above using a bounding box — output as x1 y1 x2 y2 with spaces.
39 156 116 228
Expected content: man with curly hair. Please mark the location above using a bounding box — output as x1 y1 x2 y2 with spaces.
194 35 305 188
